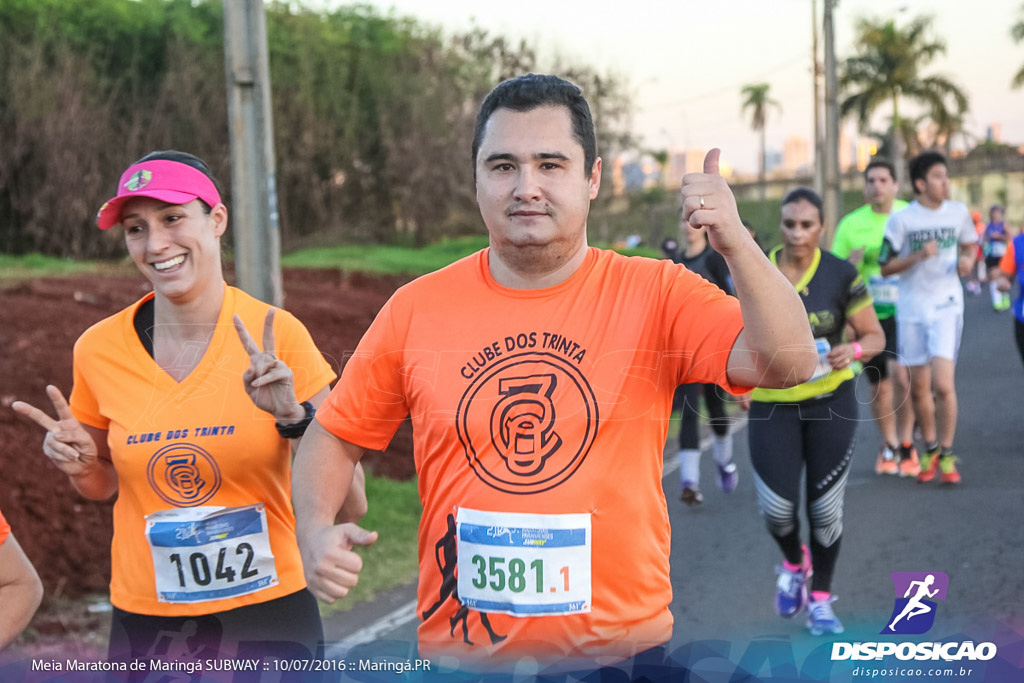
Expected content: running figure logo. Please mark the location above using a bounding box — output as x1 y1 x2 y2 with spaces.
421 514 506 646
882 571 949 635
124 169 153 191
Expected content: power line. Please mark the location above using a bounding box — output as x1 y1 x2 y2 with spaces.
640 52 811 113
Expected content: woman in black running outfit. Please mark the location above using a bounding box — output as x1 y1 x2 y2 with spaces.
748 188 884 636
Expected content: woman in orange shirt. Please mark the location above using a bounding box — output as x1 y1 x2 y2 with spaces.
14 151 369 669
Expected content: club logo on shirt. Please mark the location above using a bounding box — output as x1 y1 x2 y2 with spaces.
147 443 222 507
456 352 598 494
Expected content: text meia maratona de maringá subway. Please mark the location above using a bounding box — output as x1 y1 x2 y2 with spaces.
32 658 260 674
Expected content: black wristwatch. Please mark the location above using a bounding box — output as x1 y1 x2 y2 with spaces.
276 401 315 439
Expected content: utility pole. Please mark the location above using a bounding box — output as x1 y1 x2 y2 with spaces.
812 0 824 196
822 0 842 249
223 0 282 307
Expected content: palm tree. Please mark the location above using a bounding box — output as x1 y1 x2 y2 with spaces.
926 107 975 157
648 148 670 186
1011 4 1024 87
839 15 968 190
740 83 780 220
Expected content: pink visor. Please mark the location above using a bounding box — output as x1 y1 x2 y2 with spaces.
96 159 222 230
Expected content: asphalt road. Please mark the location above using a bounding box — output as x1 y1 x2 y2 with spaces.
324 289 1024 682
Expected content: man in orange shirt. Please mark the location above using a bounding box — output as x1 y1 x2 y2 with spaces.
292 74 817 677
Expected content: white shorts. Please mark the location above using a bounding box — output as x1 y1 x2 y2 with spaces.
897 311 964 366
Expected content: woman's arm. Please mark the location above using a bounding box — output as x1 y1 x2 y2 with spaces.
828 306 886 369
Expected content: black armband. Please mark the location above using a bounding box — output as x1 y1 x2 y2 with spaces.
877 238 895 266
276 401 315 439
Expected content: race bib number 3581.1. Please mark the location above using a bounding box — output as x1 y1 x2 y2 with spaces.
146 504 278 604
456 507 591 617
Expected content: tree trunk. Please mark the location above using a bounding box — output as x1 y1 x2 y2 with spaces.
892 93 909 195
759 125 767 226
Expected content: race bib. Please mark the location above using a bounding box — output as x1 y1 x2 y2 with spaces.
989 241 1007 258
868 275 899 306
146 504 278 604
810 338 833 381
456 507 591 617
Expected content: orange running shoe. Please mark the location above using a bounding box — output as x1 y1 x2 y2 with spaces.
875 446 898 475
898 448 920 478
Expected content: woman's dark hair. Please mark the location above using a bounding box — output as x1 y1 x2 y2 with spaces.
781 187 824 223
134 150 222 211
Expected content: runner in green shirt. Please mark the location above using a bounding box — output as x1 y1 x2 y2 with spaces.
832 158 918 476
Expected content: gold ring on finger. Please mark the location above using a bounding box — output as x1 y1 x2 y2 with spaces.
699 196 706 210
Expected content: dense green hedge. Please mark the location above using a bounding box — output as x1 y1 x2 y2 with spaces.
0 0 632 257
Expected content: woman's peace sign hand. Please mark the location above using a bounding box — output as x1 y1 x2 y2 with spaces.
233 309 303 423
12 385 100 478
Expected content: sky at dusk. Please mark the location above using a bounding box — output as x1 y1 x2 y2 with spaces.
319 0 1024 175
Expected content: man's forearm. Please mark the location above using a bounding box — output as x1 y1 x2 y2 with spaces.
957 243 977 277
337 463 368 523
292 420 360 538
725 241 816 387
880 248 930 277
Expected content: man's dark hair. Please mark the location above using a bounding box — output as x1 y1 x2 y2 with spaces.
135 150 222 210
864 157 896 182
908 151 947 195
781 187 824 223
472 74 598 177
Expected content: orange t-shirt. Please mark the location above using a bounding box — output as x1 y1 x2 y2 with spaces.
999 238 1017 275
0 507 10 546
70 284 335 616
318 247 747 669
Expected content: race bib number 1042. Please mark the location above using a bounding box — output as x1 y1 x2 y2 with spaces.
146 504 278 604
456 507 591 617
